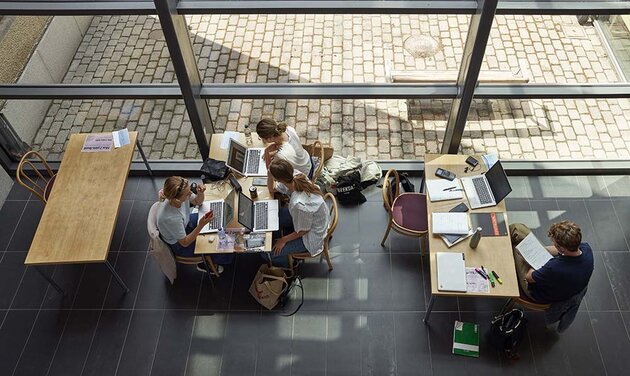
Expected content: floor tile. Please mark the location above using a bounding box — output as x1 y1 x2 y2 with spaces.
165 264 204 310
394 312 432 376
390 253 425 311
134 253 171 309
81 309 132 376
229 255 264 311
601 175 630 198
120 200 153 251
6 181 32 201
71 253 119 309
425 312 469 375
185 312 227 376
577 175 610 199
6 200 44 252
358 201 390 253
292 312 327 376
327 312 361 376
360 312 397 376
584 251 619 311
507 176 535 199
256 312 293 376
11 264 54 309
585 199 628 251
13 310 70 376
122 176 140 201
221 312 260 376
152 310 196 376
134 176 162 201
590 311 630 376
103 252 147 309
0 310 39 374
527 200 562 241
601 252 630 310
116 310 165 376
0 252 27 309
196 262 236 311
295 257 331 312
0 200 26 250
40 263 85 309
109 200 133 253
611 198 630 250
421 254 458 312
47 310 101 376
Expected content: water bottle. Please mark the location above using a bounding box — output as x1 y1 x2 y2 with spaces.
218 227 226 247
244 124 253 145
469 227 482 249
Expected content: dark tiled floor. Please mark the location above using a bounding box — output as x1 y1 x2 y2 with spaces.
0 175 629 376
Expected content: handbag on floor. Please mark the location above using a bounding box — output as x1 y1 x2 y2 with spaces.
489 308 528 359
249 264 288 310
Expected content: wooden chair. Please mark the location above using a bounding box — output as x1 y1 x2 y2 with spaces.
303 140 326 181
501 295 550 314
16 150 56 203
287 192 338 275
381 169 429 254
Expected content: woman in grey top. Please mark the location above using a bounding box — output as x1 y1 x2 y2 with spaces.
267 159 329 268
256 118 313 178
156 176 232 274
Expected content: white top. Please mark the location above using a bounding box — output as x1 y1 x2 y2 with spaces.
277 126 312 176
288 191 329 256
157 197 192 245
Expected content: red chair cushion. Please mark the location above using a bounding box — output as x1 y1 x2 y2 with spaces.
391 193 428 232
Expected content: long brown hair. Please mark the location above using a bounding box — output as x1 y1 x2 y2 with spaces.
161 176 188 201
269 159 322 196
256 118 287 139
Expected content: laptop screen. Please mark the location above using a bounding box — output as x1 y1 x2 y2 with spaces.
237 191 254 230
223 189 235 225
227 139 247 174
485 160 512 204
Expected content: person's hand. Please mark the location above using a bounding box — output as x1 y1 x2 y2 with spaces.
273 237 288 256
199 210 214 226
196 184 206 194
263 143 279 164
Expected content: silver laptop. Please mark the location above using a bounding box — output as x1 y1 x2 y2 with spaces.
460 160 512 209
198 189 236 233
237 192 279 232
226 138 267 177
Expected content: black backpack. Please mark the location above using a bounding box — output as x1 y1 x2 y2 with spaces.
335 170 367 205
489 308 528 359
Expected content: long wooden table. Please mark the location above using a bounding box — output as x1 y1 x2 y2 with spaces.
424 154 519 322
25 132 144 293
194 132 272 254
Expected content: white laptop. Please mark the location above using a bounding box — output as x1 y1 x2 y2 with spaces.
198 189 236 233
460 160 512 209
226 138 267 177
237 192 279 232
437 252 467 292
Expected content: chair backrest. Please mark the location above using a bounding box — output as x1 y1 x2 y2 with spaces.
382 168 400 212
310 140 326 181
323 192 338 241
16 150 55 203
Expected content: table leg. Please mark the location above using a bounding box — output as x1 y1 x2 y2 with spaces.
135 139 153 176
201 256 215 288
33 266 65 296
105 260 130 293
424 295 436 324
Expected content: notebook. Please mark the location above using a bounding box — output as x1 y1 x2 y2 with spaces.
470 212 508 236
437 252 467 292
515 232 554 270
426 178 464 202
432 212 469 235
452 321 480 357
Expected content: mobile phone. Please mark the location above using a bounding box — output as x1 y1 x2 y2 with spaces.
435 168 456 181
465 156 479 168
253 178 267 186
203 210 213 219
449 202 469 213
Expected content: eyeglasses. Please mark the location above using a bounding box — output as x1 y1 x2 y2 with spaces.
175 178 188 198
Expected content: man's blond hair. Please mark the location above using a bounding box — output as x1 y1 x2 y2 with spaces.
548 221 582 251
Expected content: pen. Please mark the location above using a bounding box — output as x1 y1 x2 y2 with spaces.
480 265 489 278
443 186 456 191
475 268 488 280
492 271 503 284
488 271 496 287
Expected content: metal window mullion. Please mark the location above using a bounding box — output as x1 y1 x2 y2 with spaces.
154 0 212 158
441 0 498 154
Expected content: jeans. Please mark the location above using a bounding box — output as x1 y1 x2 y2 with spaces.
268 207 307 267
169 213 234 265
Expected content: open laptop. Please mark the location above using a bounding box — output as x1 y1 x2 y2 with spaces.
226 138 267 177
198 189 236 233
460 160 512 209
237 192 279 232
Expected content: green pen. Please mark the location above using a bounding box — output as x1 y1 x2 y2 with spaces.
488 270 496 288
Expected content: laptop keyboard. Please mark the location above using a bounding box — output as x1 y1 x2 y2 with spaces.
206 201 223 230
473 177 493 204
246 149 262 174
254 201 268 229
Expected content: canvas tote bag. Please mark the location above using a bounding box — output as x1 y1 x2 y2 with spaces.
249 264 288 310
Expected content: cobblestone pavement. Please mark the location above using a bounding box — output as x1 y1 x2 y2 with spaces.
32 14 630 161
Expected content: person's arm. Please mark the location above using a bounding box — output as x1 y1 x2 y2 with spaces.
273 230 309 255
525 268 536 283
177 211 213 247
191 184 206 206
267 170 276 195
263 143 279 168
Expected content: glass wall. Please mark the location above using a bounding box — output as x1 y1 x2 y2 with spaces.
597 15 630 80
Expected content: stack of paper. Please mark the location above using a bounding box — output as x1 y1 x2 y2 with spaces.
432 212 469 234
452 321 480 357
515 232 553 269
426 178 463 202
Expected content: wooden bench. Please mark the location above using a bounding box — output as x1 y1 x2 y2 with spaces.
385 60 530 84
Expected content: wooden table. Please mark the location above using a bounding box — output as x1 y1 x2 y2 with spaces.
25 132 144 294
424 154 519 322
194 132 272 255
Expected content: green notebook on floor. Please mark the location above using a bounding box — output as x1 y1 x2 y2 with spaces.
452 321 480 358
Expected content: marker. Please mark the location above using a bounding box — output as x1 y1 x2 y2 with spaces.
488 271 496 288
475 268 488 280
480 265 489 279
492 271 503 284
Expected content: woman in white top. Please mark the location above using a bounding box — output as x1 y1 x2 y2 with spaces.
256 118 313 178
268 159 329 268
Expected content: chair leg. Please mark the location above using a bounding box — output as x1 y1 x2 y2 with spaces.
204 255 220 277
324 250 333 271
381 222 393 247
288 255 294 275
421 235 428 256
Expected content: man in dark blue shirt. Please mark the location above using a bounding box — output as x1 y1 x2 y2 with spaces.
510 221 594 304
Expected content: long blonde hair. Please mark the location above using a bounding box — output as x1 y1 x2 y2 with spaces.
269 159 321 196
160 176 188 202
256 118 287 139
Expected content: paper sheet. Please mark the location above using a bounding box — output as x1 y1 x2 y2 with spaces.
426 178 464 202
515 232 554 270
220 131 239 149
432 212 469 234
112 128 130 148
81 134 113 152
466 267 490 293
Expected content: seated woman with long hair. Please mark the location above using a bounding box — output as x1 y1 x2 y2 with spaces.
156 176 233 274
256 118 313 178
268 159 329 267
